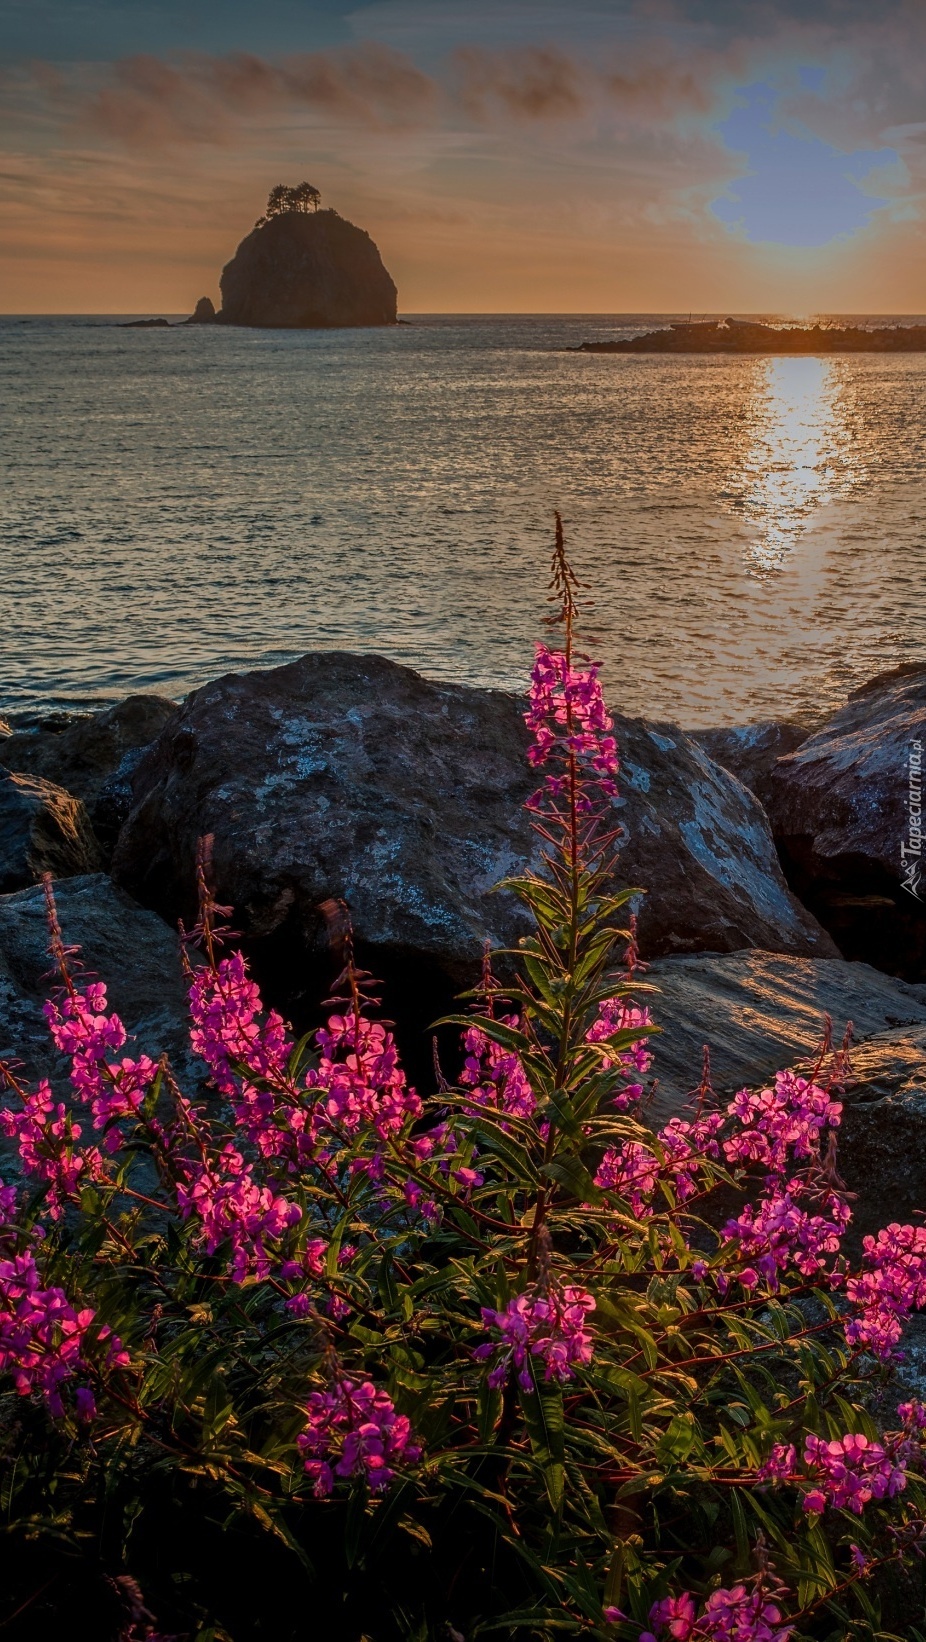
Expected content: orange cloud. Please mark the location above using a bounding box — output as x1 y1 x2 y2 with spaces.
83 44 440 147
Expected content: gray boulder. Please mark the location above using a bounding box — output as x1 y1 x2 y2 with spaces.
111 652 835 997
219 210 397 329
767 663 926 978
694 719 812 809
0 769 103 892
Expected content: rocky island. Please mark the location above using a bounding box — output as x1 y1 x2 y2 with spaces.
121 184 398 330
577 316 926 354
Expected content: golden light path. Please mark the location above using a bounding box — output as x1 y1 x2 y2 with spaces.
724 356 863 572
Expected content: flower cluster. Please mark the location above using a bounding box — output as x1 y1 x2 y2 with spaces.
723 1184 850 1292
587 998 653 1108
174 1127 302 1284
460 1019 536 1119
845 1223 926 1360
723 1072 842 1176
0 1247 126 1417
0 1076 103 1218
525 643 619 810
44 982 159 1149
476 1284 595 1388
640 1583 794 1641
760 1430 909 1515
307 1012 423 1142
297 1377 421 1497
187 949 300 1166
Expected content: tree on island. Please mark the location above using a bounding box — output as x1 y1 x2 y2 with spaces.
255 181 321 226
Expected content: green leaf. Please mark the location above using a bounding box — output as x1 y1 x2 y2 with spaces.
519 1377 565 1514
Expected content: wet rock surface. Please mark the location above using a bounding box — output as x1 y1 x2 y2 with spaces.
767 663 926 978
0 768 103 892
110 652 835 1005
218 210 398 328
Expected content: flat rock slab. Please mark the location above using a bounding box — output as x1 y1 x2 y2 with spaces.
0 768 102 893
642 951 926 1121
111 651 834 995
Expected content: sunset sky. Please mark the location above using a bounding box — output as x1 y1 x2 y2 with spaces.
3 0 926 313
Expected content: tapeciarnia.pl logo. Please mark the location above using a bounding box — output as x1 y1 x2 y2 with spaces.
901 738 923 901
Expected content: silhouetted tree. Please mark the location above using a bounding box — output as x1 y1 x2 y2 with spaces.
255 182 321 226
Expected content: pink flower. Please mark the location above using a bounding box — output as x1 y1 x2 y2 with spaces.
845 1223 926 1360
476 1284 595 1388
297 1377 421 1496
460 1019 535 1120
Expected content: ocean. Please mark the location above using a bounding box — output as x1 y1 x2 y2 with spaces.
3 312 925 727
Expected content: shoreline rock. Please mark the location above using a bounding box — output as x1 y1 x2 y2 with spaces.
577 317 926 355
0 768 103 893
109 652 834 1008
767 663 926 980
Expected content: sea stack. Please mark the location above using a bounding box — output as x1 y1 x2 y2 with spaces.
217 196 397 329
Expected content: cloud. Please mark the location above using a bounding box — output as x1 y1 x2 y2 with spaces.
83 44 440 146
451 45 587 121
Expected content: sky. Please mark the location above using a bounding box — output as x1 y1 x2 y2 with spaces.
2 0 926 312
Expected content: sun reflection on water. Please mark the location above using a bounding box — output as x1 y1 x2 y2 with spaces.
722 357 863 571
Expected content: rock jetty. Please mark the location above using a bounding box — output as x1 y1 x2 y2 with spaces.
2 650 926 1224
577 317 926 354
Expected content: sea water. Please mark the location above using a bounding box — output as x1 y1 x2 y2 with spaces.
3 312 925 726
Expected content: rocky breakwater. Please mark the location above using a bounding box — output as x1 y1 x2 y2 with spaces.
216 208 397 329
109 651 833 1016
765 663 926 979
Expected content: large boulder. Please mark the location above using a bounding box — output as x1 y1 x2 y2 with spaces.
641 950 926 1122
694 719 812 809
767 663 926 978
1 695 178 855
218 210 397 329
110 652 835 1009
0 769 103 892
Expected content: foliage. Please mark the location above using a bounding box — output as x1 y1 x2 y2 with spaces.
1 519 926 1640
255 181 321 226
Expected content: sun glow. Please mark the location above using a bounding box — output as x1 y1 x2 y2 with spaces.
722 355 861 572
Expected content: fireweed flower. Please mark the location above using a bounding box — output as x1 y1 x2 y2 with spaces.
460 1019 536 1119
174 1132 302 1283
525 644 619 811
724 1072 842 1176
0 1247 127 1417
476 1285 596 1388
297 1377 421 1497
44 984 159 1150
641 1583 794 1640
845 1223 926 1359
723 1184 850 1291
760 1431 910 1515
0 1076 105 1218
586 998 653 1109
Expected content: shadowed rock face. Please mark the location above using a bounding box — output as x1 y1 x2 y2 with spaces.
0 769 102 893
766 664 926 979
218 210 398 328
110 651 834 1010
1 695 179 859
